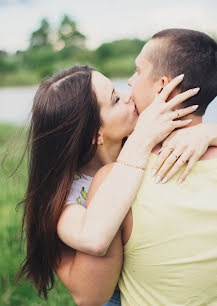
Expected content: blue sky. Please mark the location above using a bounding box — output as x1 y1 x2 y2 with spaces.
1 0 217 52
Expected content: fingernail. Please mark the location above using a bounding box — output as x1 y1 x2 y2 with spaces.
178 74 184 80
152 169 157 176
162 177 168 184
187 119 192 123
155 175 161 184
158 147 163 154
178 179 183 185
192 105 199 110
192 87 200 93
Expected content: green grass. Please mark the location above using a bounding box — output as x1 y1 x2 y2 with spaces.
0 123 76 305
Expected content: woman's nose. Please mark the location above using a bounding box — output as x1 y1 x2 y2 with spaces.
123 93 132 104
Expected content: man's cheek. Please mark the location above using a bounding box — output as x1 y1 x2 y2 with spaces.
133 85 140 101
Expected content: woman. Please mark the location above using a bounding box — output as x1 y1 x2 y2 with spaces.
16 66 217 305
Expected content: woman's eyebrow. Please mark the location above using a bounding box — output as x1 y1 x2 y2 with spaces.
110 88 115 102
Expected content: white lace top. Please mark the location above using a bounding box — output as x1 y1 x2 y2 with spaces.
66 173 93 207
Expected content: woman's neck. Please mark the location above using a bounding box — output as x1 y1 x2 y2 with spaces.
80 140 122 177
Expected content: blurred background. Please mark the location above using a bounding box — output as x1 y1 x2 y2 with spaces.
0 0 217 305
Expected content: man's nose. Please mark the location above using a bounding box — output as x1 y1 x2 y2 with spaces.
128 76 133 87
128 72 136 87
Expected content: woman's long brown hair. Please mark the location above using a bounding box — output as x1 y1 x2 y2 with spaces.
16 66 101 299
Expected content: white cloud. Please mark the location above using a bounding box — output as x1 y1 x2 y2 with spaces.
0 0 19 3
0 0 216 52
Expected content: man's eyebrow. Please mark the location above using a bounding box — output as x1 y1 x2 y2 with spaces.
110 88 115 101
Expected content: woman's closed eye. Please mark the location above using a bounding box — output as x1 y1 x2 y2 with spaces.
113 95 120 104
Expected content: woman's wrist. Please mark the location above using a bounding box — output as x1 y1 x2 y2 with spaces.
117 130 154 168
131 128 157 148
116 159 145 171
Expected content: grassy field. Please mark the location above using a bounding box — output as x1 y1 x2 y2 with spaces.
0 123 76 305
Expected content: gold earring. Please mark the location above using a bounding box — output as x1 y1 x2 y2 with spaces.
100 137 104 145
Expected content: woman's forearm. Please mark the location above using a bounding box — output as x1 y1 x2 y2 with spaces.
78 131 156 255
59 134 153 255
81 164 147 255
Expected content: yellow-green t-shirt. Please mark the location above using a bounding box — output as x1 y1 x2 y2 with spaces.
119 153 217 306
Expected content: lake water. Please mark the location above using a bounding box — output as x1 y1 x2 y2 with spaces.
0 80 217 124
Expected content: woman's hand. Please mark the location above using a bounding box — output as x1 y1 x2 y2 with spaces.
134 74 199 147
118 74 200 168
152 123 216 184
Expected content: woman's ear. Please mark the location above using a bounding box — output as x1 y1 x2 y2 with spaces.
157 76 171 94
92 130 103 145
97 132 104 145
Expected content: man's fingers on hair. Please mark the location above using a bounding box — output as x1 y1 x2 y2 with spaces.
168 88 200 109
159 74 184 101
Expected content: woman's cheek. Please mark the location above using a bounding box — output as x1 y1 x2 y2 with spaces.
119 111 129 126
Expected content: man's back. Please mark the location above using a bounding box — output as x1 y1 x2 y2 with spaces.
119 150 217 306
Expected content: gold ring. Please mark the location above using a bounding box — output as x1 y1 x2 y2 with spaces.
165 146 175 152
171 152 179 159
176 110 180 118
179 158 186 164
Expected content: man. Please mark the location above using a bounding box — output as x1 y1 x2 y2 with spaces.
74 29 217 305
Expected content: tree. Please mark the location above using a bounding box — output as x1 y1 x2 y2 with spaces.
57 15 86 48
29 18 51 49
96 39 146 60
0 50 17 73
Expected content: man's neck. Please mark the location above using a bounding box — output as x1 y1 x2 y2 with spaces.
181 114 202 128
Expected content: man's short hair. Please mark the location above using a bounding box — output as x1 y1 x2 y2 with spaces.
149 29 217 116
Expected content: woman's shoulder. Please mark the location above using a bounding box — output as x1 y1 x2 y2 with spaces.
92 163 115 181
84 163 115 208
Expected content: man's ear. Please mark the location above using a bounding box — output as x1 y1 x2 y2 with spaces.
157 76 172 94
